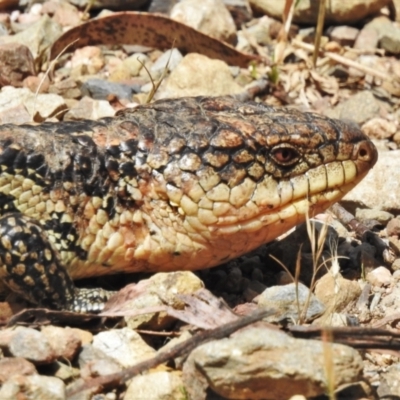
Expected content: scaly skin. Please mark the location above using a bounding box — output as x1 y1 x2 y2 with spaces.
0 96 377 312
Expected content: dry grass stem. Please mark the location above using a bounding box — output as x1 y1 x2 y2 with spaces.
144 45 174 104
274 0 296 64
293 39 390 81
31 38 80 121
313 0 326 66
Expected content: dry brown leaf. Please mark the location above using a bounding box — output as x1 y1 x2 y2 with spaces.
102 280 152 314
101 288 238 330
50 12 259 68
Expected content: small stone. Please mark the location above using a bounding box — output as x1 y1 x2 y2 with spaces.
92 328 156 368
80 78 140 100
49 77 81 99
124 371 184 400
150 48 183 77
324 91 381 125
69 328 93 345
0 375 65 400
0 358 37 384
0 104 31 124
63 96 115 121
364 16 400 52
387 217 400 237
328 26 359 47
79 345 122 379
257 282 325 322
314 272 362 324
355 208 394 225
170 0 237 44
8 327 56 365
41 326 82 361
24 93 67 122
378 363 400 396
155 53 243 99
361 118 397 140
354 26 379 50
52 361 80 382
329 313 353 327
23 74 50 94
122 53 148 76
0 15 62 63
0 43 35 87
70 46 105 76
366 267 393 287
392 259 400 272
42 0 81 28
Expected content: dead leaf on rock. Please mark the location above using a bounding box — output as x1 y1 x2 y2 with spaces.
50 12 259 68
102 280 152 314
171 289 239 329
101 288 239 330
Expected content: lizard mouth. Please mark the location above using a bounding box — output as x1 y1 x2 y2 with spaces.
207 138 378 240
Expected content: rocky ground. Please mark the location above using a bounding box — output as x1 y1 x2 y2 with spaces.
0 0 400 399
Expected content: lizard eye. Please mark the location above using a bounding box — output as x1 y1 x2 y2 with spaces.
271 145 300 166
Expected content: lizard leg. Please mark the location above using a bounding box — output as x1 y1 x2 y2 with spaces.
0 213 112 313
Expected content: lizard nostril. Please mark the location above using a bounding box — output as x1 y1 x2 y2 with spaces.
356 141 377 165
359 146 368 158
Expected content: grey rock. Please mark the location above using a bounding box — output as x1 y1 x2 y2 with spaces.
355 208 394 225
324 91 381 125
366 16 400 54
8 327 56 365
257 282 325 322
183 326 363 399
148 0 179 14
80 78 140 100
